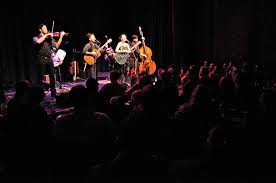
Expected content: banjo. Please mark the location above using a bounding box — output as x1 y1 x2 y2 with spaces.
114 41 141 65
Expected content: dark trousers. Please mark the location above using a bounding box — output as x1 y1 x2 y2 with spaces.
115 62 129 83
108 59 116 71
85 64 97 80
37 56 56 92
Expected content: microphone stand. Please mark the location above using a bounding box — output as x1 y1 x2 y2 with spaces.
51 20 63 93
72 49 86 82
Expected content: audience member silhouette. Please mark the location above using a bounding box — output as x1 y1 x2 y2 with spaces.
55 85 117 180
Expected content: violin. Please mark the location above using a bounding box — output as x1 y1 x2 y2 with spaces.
52 31 69 37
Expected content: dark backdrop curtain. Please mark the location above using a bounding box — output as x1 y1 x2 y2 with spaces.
0 1 175 88
1 0 276 88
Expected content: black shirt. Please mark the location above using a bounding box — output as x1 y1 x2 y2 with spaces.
33 34 56 58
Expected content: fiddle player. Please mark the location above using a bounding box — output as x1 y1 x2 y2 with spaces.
104 43 116 72
33 23 65 97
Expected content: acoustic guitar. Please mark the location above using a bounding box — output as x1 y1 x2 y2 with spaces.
114 40 142 65
83 38 112 65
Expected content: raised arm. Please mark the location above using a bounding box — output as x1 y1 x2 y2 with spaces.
33 33 53 44
55 31 65 49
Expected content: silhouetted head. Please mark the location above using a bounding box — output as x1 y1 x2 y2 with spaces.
138 75 152 88
209 63 215 71
15 80 30 98
160 70 171 82
110 70 120 83
199 66 209 80
190 84 210 106
203 60 208 67
86 78 99 92
69 85 89 108
28 84 45 105
130 89 143 106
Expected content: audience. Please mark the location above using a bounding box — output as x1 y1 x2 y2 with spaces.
0 61 273 182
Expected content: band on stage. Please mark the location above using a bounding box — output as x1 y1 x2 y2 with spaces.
33 23 156 88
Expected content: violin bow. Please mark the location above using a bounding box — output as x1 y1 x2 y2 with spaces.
51 20 55 33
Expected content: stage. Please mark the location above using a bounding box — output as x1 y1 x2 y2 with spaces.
4 72 113 117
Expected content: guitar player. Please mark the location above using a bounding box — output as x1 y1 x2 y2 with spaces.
129 35 142 76
82 32 104 79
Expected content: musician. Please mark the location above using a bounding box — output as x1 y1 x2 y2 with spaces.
131 35 140 56
129 35 141 75
104 43 116 72
82 33 102 79
115 33 131 83
33 23 65 97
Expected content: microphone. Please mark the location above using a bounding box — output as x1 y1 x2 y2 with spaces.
105 35 108 39
126 39 130 43
95 39 101 44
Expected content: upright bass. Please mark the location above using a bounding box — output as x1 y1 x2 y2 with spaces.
138 26 156 75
